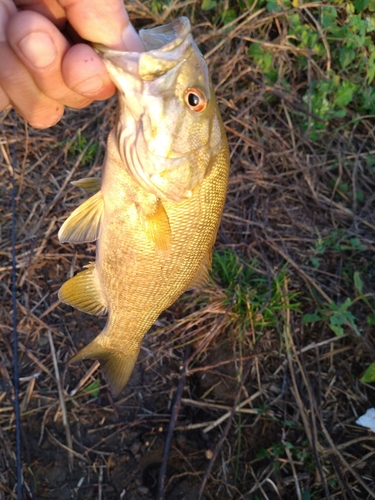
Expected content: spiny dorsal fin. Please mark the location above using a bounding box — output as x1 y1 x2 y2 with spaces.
72 177 101 193
69 338 140 397
58 263 107 315
139 199 171 258
58 190 104 243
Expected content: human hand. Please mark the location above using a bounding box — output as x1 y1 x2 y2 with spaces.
0 0 144 128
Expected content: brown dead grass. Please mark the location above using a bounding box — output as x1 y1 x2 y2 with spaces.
1 2 375 500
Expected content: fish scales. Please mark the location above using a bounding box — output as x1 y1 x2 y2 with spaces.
58 17 230 396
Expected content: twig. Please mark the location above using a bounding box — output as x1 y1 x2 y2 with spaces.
244 74 327 124
320 421 375 499
46 430 89 463
48 330 74 471
283 282 331 499
197 359 253 500
266 240 333 304
69 361 100 396
2 130 23 499
156 345 190 500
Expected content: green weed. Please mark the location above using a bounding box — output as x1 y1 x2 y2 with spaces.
303 268 375 338
303 297 361 337
211 249 300 330
68 132 99 166
256 439 315 473
310 230 367 269
361 362 375 382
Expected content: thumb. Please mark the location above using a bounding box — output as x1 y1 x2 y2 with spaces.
57 0 144 51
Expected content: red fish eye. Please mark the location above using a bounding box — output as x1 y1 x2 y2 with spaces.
185 88 207 112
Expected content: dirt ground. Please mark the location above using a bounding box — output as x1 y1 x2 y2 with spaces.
1 3 375 500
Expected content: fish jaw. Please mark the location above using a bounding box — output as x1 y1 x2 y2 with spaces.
94 17 224 203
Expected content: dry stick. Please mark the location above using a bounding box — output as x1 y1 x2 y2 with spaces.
266 240 333 304
156 345 190 500
282 282 372 494
197 359 253 500
2 135 23 500
282 281 331 499
47 330 74 471
203 392 262 433
244 74 327 124
319 420 375 499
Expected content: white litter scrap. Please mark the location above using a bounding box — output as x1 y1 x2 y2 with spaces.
356 408 375 432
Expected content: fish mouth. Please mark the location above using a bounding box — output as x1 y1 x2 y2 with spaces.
94 17 193 81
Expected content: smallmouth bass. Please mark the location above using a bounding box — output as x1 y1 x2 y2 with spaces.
58 17 229 396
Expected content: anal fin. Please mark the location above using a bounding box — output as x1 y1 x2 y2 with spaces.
139 199 171 258
58 263 107 315
72 177 101 193
58 190 104 243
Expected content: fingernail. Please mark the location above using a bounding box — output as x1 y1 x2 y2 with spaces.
19 32 57 68
122 24 145 52
74 76 104 95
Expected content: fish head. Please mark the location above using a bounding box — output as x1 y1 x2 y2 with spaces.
95 17 224 202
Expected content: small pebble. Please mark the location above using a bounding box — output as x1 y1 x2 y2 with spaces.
138 486 149 495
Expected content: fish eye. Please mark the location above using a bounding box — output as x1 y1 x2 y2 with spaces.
185 88 207 112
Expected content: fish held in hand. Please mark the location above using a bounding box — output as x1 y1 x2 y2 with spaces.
58 17 230 397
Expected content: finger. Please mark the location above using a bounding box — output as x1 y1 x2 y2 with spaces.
0 84 11 112
14 0 66 28
57 0 144 51
62 44 116 99
0 42 64 128
7 10 93 108
0 0 17 37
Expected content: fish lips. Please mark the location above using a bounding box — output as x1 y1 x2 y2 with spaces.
94 17 195 82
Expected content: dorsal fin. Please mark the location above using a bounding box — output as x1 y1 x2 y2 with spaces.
58 190 104 243
58 263 107 316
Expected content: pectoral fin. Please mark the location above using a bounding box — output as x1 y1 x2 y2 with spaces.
58 190 104 243
69 338 140 397
72 177 101 193
139 199 171 258
58 263 107 315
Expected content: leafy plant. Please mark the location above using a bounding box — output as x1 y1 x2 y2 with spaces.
303 298 361 337
244 0 375 138
361 362 375 383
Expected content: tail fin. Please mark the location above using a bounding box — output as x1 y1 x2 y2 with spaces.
69 338 140 397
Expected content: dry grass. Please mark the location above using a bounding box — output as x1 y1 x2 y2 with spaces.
1 2 375 499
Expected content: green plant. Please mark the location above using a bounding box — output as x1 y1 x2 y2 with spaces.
68 132 99 166
244 1 375 138
211 249 300 330
361 362 375 383
303 297 361 336
310 230 367 269
256 439 315 472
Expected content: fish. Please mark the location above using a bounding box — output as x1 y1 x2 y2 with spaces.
58 17 230 397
